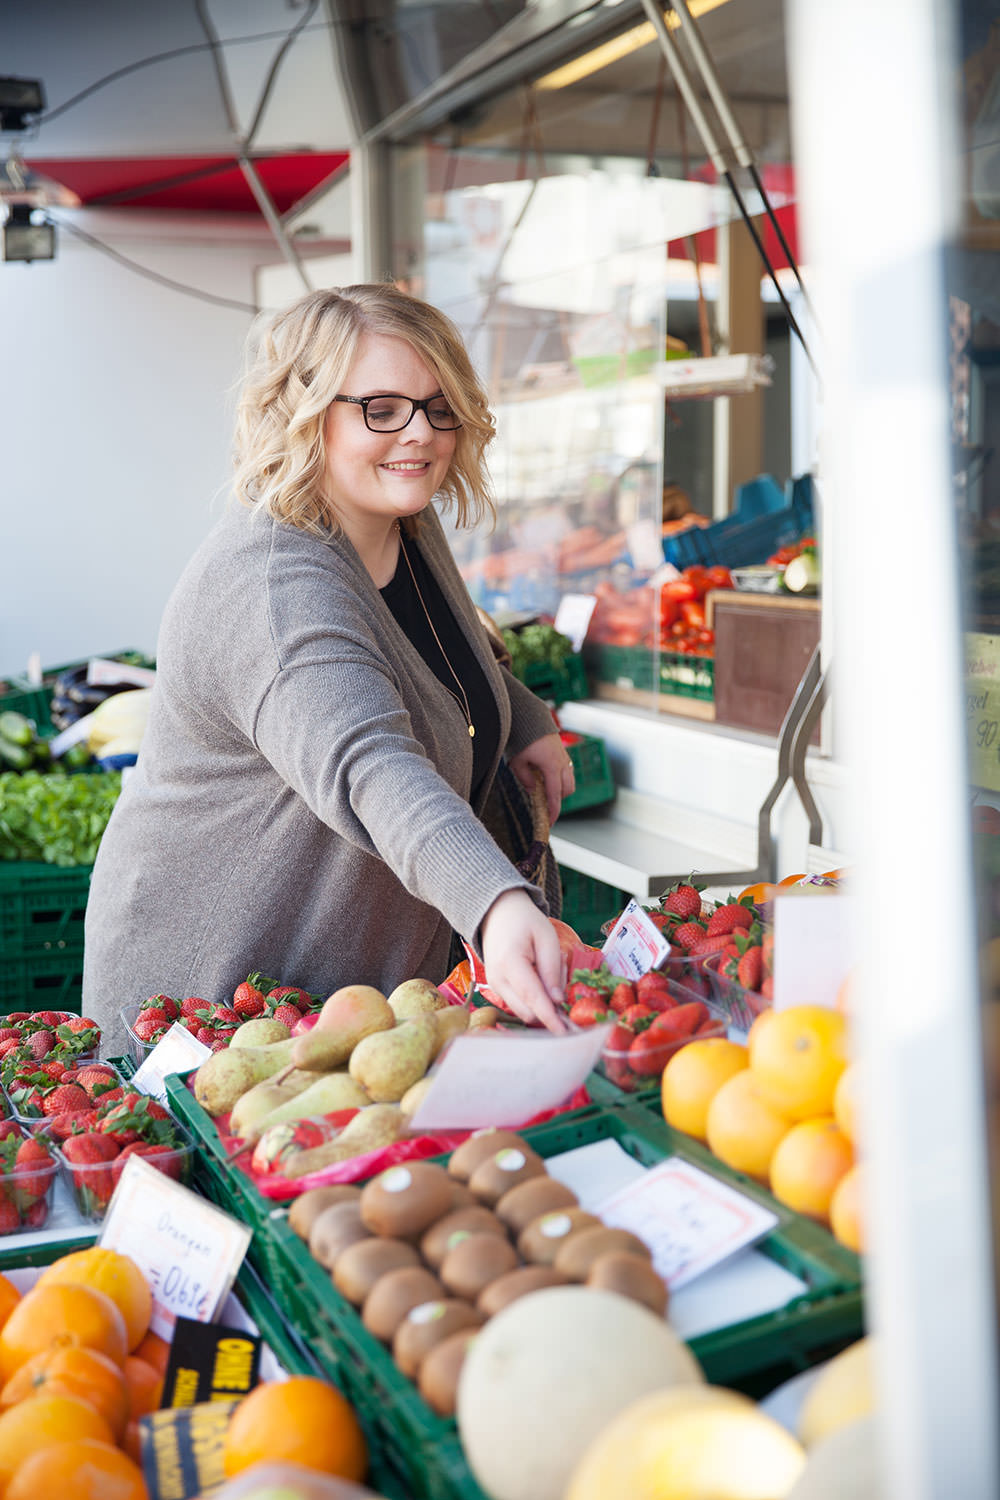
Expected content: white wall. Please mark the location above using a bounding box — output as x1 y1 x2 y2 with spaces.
1 210 269 678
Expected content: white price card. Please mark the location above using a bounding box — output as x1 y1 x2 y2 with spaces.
553 594 597 653
597 1156 779 1290
87 657 156 688
100 1156 252 1338
602 898 670 979
131 1022 213 1104
409 1024 610 1132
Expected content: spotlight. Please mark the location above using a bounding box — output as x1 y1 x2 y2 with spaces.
0 77 45 133
1 204 55 263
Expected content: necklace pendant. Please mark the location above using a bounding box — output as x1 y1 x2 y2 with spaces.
468 724 475 737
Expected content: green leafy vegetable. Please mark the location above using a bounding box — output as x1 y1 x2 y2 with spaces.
502 623 575 678
0 770 122 865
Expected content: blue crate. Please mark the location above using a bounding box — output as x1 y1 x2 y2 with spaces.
664 474 814 571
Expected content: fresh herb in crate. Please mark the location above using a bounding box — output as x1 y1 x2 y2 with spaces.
501 623 574 679
0 768 122 864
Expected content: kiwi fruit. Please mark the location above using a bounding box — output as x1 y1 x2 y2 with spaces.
308 1200 371 1269
448 1180 478 1210
447 1129 533 1183
467 1144 547 1205
554 1225 654 1281
417 1327 480 1416
362 1265 445 1343
516 1208 602 1266
420 1206 509 1270
287 1183 361 1241
439 1231 520 1301
586 1250 669 1315
360 1161 455 1239
332 1237 422 1306
494 1175 579 1236
392 1297 484 1379
476 1263 569 1317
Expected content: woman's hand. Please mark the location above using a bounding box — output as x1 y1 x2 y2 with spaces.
508 732 575 827
480 889 567 1033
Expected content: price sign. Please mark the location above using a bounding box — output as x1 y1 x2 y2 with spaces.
100 1156 251 1338
553 593 597 652
601 898 670 978
131 1023 212 1104
966 632 1000 793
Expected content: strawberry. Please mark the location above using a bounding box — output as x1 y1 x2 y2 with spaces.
97 1093 173 1149
608 982 637 1014
0 1029 19 1046
22 1199 48 1229
266 986 314 1012
645 911 674 933
706 901 755 936
180 996 209 1017
13 1136 54 1204
211 1005 241 1027
269 1002 302 1031
232 973 275 1016
661 882 703 919
129 1142 185 1182
736 946 764 991
40 1083 90 1117
0 1039 20 1060
687 932 735 957
194 1026 218 1047
65 1015 101 1032
37 1060 69 1080
568 995 608 1027
761 974 774 1000
636 972 675 1008
133 1014 170 1044
135 1006 170 1031
45 1108 99 1140
649 1000 708 1040
0 1200 20 1234
670 921 706 953
25 1030 55 1060
620 1003 656 1029
71 1065 120 1100
62 1133 119 1216
62 1132 119 1164
0 1121 20 1143
32 1011 67 1029
565 981 605 1008
141 994 179 1020
628 1030 672 1076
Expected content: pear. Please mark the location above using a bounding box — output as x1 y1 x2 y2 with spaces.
309 984 395 1068
240 1071 371 1148
400 1075 435 1116
469 1006 502 1030
193 1038 297 1116
430 1004 470 1060
336 1102 409 1154
349 1017 436 1102
388 977 447 1022
230 1018 292 1048
229 1071 326 1140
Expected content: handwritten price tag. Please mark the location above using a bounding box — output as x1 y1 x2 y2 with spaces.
601 898 670 978
100 1156 252 1338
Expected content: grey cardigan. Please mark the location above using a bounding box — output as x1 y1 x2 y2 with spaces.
82 502 556 1056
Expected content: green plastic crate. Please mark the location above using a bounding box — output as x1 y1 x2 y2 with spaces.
519 652 589 706
519 1104 864 1393
10 648 155 695
0 952 84 1015
0 861 92 958
583 642 657 692
560 867 629 945
559 733 615 815
264 1211 489 1500
660 650 715 701
0 683 52 730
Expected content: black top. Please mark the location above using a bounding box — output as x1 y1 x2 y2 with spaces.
381 530 500 801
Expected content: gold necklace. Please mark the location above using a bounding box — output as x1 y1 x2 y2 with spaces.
397 526 475 738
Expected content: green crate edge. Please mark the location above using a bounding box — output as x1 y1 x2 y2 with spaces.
9 648 155 693
560 733 615 815
518 652 588 706
0 861 92 959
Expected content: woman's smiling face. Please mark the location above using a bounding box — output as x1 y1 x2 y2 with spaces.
322 331 457 540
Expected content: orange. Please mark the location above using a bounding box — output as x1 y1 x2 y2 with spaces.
769 1117 854 1224
830 1162 865 1252
123 1356 164 1420
748 1004 849 1120
222 1376 367 1482
0 1281 18 1339
737 882 777 905
121 1421 142 1467
0 1343 129 1439
705 1069 794 1182
0 1284 128 1384
6 1437 148 1500
0 1393 113 1493
777 872 807 887
37 1248 152 1353
833 1061 860 1146
133 1330 171 1377
660 1038 749 1142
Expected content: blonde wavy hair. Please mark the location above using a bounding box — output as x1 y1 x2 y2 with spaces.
232 283 496 535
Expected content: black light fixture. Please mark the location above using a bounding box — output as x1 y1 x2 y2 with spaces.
1 203 55 263
0 77 45 133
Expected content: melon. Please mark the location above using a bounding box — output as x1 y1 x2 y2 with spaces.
566 1385 806 1500
455 1286 704 1500
797 1337 875 1448
786 1415 883 1499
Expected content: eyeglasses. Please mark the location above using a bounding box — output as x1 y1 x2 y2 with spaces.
332 394 462 432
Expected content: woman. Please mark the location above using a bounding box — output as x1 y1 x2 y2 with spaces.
83 284 575 1058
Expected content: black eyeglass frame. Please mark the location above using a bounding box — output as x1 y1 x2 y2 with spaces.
332 394 462 432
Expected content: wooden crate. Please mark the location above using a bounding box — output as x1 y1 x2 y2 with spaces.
708 591 821 740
